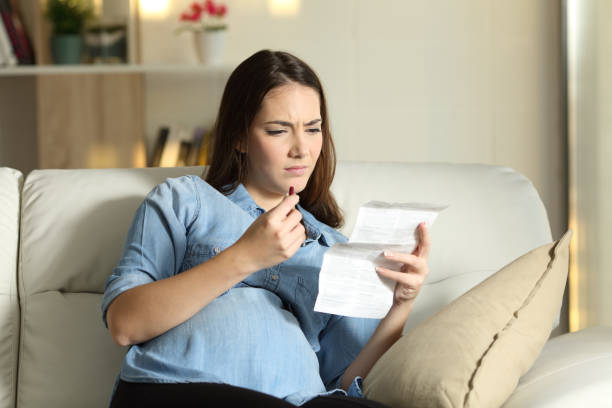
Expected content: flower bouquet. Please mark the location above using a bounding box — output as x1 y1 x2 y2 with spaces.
175 1 229 64
176 1 228 33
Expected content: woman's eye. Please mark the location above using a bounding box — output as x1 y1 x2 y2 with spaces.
265 128 320 135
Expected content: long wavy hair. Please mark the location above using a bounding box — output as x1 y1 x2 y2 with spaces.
204 50 343 228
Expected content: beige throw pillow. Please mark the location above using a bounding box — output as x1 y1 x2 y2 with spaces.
363 230 572 408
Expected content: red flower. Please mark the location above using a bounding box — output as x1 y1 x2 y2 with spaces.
190 8 202 21
179 0 226 23
203 0 216 15
190 2 202 13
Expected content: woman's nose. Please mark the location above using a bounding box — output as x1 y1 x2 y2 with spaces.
289 132 308 157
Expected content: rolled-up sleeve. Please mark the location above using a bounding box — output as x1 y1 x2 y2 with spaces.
100 176 200 329
346 376 366 397
317 314 380 392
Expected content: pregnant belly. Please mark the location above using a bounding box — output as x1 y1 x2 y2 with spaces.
121 287 323 394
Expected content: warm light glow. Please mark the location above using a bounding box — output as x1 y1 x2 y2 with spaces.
87 142 146 168
92 0 103 17
568 213 580 332
87 145 118 168
139 0 170 18
268 0 300 16
133 141 147 168
566 0 581 333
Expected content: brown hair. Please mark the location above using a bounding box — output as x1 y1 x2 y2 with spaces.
205 49 343 228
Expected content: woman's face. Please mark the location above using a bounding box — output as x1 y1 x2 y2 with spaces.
243 83 323 210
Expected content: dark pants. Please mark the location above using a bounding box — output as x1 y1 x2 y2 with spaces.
109 379 390 408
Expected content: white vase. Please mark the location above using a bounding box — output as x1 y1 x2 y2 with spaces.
193 30 226 65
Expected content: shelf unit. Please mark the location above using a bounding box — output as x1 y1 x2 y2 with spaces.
0 61 234 174
0 63 233 76
0 1 234 173
0 70 147 171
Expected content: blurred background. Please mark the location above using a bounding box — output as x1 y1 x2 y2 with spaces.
0 0 609 335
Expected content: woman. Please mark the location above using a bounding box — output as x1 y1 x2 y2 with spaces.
101 50 430 407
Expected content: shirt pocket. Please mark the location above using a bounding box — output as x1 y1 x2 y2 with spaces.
181 239 235 297
181 239 234 272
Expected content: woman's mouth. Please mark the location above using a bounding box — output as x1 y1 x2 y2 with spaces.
285 166 307 176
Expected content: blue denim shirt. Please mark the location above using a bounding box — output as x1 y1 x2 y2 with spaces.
101 175 380 406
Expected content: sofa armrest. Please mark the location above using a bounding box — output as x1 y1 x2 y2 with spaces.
0 167 22 408
503 326 612 407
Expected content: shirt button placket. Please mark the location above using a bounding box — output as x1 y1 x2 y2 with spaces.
267 265 280 290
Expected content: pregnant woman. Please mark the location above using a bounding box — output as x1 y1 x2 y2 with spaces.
101 49 430 407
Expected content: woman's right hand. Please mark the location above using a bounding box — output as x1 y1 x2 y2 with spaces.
230 193 306 272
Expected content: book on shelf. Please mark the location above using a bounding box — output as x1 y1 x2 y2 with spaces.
12 0 48 65
0 0 16 67
176 139 192 167
159 125 186 167
151 125 212 167
186 127 206 166
149 126 169 167
0 0 34 65
0 11 16 66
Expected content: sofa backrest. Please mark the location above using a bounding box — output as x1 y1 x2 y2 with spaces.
0 168 22 408
332 162 553 333
14 162 553 408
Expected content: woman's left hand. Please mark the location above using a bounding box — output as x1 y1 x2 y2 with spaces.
375 222 431 309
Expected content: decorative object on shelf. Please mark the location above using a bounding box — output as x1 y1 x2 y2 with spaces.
44 0 93 64
192 28 225 65
175 1 228 65
84 22 127 64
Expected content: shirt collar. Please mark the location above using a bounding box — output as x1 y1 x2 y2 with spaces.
296 203 325 245
224 183 332 247
225 183 261 215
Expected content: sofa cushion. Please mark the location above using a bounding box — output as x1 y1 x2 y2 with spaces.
0 168 22 408
503 325 612 407
362 230 571 408
17 167 204 408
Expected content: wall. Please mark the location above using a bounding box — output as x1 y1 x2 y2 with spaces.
142 0 566 239
0 78 38 176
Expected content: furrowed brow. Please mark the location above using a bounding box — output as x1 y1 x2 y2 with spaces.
263 119 322 127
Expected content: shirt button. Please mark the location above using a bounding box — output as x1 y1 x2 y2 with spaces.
214 247 220 254
271 274 279 280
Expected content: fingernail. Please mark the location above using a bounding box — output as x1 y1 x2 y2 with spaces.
375 266 382 273
289 186 294 195
384 250 393 257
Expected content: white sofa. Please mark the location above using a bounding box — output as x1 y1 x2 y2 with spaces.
0 162 611 408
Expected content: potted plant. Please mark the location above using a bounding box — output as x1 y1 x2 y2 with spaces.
45 0 93 64
176 0 228 64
